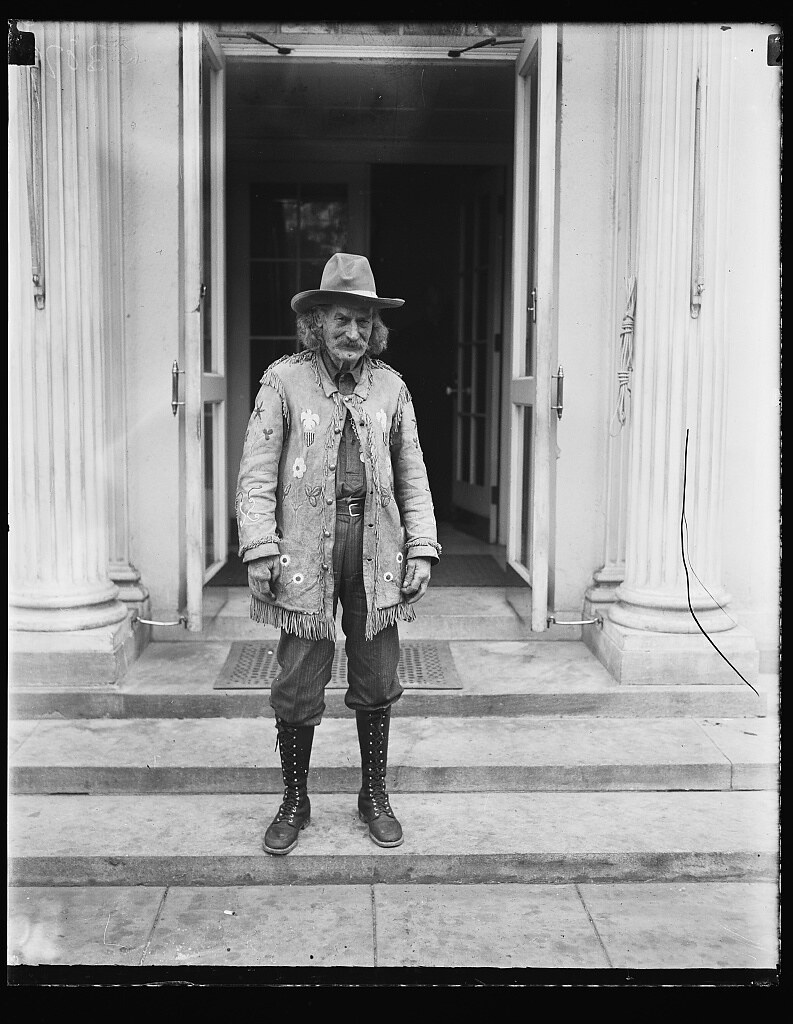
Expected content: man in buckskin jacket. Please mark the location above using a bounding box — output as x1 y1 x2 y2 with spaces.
236 253 441 856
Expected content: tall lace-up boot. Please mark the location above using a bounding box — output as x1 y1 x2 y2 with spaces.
263 717 314 856
356 707 403 848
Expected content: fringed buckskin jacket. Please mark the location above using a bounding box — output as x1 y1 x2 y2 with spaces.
236 349 441 641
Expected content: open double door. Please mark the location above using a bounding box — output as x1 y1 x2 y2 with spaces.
178 24 558 634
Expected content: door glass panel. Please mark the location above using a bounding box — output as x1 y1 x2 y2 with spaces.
519 406 533 567
460 416 471 482
300 184 348 258
475 268 489 340
474 343 487 412
462 270 473 327
524 65 539 380
452 168 503 524
474 416 486 486
204 403 215 569
201 46 214 372
477 195 490 265
250 262 295 336
460 343 472 413
463 199 475 273
250 184 298 259
248 181 350 397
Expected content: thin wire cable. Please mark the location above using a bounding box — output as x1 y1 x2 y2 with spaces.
682 510 739 625
681 429 758 695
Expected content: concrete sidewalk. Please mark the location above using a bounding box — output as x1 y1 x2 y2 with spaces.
8 880 779 971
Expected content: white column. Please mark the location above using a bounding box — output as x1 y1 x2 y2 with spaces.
8 23 129 641
97 23 149 608
585 24 641 611
590 24 758 685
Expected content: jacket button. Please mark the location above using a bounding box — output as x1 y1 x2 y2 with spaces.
334 427 341 434
329 463 336 471
326 497 334 505
359 420 365 427
368 523 374 528
322 563 329 571
323 529 331 537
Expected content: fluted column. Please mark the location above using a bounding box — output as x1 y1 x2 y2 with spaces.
588 23 758 686
8 22 128 635
609 23 735 634
96 23 149 607
585 24 642 611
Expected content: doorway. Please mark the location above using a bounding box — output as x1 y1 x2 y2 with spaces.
370 162 505 527
221 57 515 571
183 27 559 626
219 159 509 585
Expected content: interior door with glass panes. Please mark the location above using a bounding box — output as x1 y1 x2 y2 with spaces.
225 164 368 545
507 25 558 631
247 172 368 404
450 168 505 542
182 23 226 630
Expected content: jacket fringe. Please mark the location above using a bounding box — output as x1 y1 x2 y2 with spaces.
371 358 404 378
249 596 337 641
259 370 290 430
390 384 413 441
365 601 416 641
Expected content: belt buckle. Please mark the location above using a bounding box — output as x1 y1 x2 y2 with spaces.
349 499 363 518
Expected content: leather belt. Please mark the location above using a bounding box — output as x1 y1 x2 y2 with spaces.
336 497 365 518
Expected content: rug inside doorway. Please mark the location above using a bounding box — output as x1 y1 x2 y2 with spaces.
213 640 463 690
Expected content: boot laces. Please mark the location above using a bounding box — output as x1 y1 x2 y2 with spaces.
274 784 303 824
274 721 306 824
365 714 393 817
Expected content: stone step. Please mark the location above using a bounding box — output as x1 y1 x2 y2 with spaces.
9 716 778 795
11 685 767 720
8 791 778 887
9 639 771 720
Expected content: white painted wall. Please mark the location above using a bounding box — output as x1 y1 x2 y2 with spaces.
721 23 781 664
121 23 186 619
552 24 618 613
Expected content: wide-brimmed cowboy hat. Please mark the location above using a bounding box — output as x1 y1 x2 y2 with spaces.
290 253 405 314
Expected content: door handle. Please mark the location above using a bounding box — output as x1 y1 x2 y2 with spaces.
445 386 471 396
527 287 537 324
171 359 185 416
551 365 564 420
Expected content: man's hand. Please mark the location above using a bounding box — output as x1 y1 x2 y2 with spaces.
247 555 281 601
401 556 432 604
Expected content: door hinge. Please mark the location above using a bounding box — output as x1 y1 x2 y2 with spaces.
551 365 564 420
171 360 185 416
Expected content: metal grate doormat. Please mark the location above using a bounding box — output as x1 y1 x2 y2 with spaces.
213 640 463 690
207 554 527 588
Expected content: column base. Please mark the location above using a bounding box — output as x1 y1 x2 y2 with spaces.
110 563 150 607
582 611 760 687
8 611 147 688
584 565 624 607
